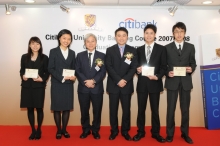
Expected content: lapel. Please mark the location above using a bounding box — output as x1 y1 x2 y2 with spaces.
57 47 72 65
84 51 90 69
33 55 41 68
123 45 129 60
171 42 179 55
66 49 73 65
140 45 147 65
92 50 98 69
181 42 187 55
149 43 157 64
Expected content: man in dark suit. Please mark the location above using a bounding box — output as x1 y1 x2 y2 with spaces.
75 33 106 140
105 27 138 141
165 22 197 144
133 24 167 143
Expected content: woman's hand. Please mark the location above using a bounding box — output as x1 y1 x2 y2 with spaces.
23 75 28 81
33 75 43 82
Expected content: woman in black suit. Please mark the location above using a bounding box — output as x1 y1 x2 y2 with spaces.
48 29 76 139
20 36 49 140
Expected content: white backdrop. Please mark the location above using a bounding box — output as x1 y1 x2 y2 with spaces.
0 6 220 126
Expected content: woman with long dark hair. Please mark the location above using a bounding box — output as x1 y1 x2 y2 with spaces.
20 36 49 140
48 29 76 139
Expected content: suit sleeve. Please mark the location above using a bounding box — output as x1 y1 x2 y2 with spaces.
48 49 63 82
165 46 171 78
93 54 106 84
156 47 167 79
75 54 88 85
71 51 76 70
105 48 122 84
189 45 197 74
123 49 138 82
136 48 142 75
41 55 50 83
20 55 25 79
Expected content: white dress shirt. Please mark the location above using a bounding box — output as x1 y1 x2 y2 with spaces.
60 47 69 60
60 47 69 83
88 49 95 66
174 41 184 50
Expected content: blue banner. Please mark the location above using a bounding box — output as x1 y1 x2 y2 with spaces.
200 64 220 129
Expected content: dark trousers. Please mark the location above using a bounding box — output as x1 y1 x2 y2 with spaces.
137 92 161 136
166 83 191 136
109 92 131 135
78 92 103 132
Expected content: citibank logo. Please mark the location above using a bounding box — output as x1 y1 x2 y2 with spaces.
119 18 157 29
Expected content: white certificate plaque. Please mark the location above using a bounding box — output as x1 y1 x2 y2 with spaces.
142 66 155 76
25 69 38 78
173 67 186 76
62 69 75 77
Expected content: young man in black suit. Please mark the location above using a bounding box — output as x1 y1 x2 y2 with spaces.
75 33 106 140
133 24 167 143
165 22 197 144
105 27 138 141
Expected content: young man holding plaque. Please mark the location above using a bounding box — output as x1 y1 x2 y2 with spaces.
165 22 197 144
133 24 167 142
75 33 106 139
105 27 138 141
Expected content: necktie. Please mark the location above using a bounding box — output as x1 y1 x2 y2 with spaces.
178 44 181 56
88 53 92 69
146 46 151 63
120 47 123 57
147 46 151 56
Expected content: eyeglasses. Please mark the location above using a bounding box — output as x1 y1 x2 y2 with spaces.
174 31 185 34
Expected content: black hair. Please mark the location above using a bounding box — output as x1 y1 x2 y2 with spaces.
172 22 186 33
26 36 43 62
115 27 128 36
144 24 157 33
57 29 73 48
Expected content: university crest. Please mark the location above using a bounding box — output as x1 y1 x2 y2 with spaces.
84 14 96 27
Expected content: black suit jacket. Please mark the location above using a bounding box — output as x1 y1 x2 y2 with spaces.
136 43 167 93
75 50 106 94
20 54 49 88
48 47 75 84
165 42 197 91
105 44 138 94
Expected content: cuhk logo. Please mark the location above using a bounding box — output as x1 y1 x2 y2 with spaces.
216 48 220 57
78 14 102 31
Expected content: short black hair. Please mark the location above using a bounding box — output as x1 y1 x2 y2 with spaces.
57 29 73 48
115 27 128 36
144 24 157 33
172 22 186 33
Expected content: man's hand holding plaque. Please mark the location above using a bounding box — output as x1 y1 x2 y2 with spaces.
173 67 186 76
142 66 155 76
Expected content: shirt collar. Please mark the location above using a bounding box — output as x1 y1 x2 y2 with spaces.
145 42 155 50
87 49 95 54
60 47 69 53
174 41 184 49
118 45 125 49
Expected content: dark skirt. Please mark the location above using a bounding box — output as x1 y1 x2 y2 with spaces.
20 87 45 108
51 82 74 111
